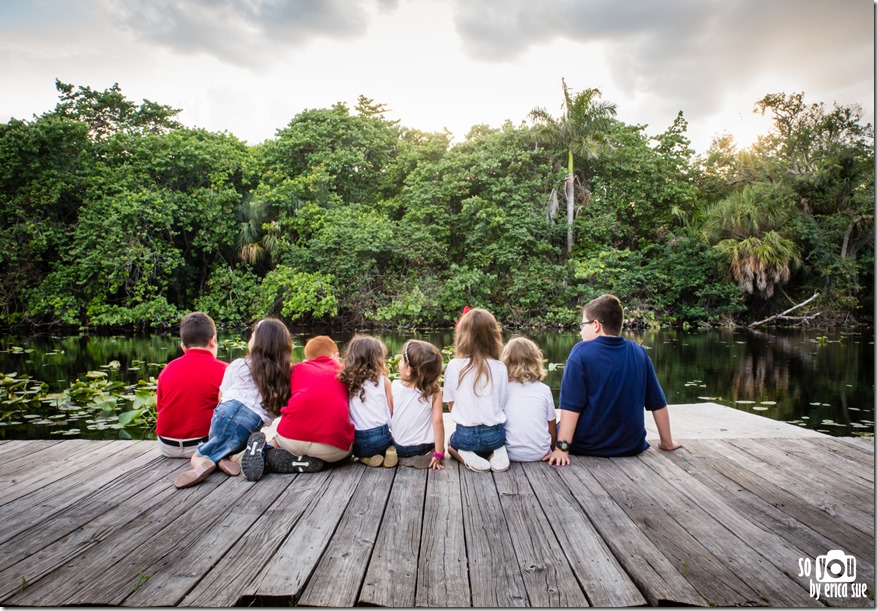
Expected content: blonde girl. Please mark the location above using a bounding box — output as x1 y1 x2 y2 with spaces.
339 335 397 467
443 308 509 472
501 337 557 461
174 318 292 488
391 340 446 469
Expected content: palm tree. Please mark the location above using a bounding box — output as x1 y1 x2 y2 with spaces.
702 185 801 298
530 79 617 253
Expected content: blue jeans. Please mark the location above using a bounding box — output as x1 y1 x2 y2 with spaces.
449 423 505 456
393 441 434 458
198 400 264 463
353 424 392 457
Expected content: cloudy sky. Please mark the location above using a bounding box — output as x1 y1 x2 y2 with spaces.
1 0 874 153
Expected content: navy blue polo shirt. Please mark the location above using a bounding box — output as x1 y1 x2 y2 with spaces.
559 335 667 457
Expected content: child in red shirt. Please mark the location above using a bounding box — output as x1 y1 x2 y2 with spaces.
156 312 227 458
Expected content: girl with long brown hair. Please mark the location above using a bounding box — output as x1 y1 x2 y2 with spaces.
443 308 510 472
174 318 292 488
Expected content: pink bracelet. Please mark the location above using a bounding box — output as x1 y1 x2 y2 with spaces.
433 452 445 460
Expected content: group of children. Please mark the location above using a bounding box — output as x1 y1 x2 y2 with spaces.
158 307 559 488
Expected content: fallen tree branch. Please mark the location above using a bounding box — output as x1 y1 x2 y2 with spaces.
748 292 820 328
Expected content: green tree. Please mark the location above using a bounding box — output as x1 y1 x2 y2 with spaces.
529 79 617 253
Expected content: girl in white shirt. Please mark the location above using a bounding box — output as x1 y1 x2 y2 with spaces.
339 335 396 468
391 340 446 469
501 337 557 461
174 318 292 488
443 308 509 472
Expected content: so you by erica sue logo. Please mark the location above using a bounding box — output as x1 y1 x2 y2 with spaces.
798 549 869 600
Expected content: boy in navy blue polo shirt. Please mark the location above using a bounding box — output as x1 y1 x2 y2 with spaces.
545 294 681 465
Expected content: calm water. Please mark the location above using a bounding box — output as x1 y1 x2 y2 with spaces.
0 328 873 440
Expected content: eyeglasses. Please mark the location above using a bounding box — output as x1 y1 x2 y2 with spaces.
580 319 602 329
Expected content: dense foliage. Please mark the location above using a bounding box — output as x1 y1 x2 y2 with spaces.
0 82 872 329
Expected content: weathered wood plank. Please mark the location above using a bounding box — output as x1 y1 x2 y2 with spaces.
458 467 528 607
415 461 470 608
0 439 64 461
800 437 875 479
0 438 99 475
0 449 174 571
297 466 396 607
6 468 238 606
179 470 336 607
123 473 295 607
664 443 876 599
0 453 180 602
581 454 769 606
836 437 875 452
599 453 816 606
777 438 874 488
0 440 121 505
0 441 157 546
523 463 647 607
248 464 364 600
358 467 427 607
552 461 705 606
493 463 590 607
714 439 873 537
728 438 875 508
642 449 859 607
683 439 874 564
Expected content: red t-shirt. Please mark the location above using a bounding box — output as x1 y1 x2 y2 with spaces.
156 349 228 439
277 356 354 451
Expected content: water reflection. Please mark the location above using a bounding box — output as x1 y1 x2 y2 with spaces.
0 328 873 440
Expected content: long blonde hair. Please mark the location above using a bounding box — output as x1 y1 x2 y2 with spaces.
454 308 503 393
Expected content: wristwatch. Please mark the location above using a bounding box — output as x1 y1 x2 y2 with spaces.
555 440 571 452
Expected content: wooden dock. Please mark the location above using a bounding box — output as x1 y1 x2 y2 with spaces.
0 403 873 607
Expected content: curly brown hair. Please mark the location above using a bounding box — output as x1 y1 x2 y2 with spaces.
248 318 292 417
401 340 443 401
338 335 388 402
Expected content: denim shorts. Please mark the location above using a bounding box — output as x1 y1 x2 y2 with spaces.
392 441 435 458
197 399 264 463
449 423 505 455
353 424 392 457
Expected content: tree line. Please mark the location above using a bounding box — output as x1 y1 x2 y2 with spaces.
0 80 872 330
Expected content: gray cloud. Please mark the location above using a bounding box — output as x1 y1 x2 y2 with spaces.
451 0 874 121
104 0 398 67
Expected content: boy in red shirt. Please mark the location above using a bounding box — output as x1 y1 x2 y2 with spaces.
155 312 228 458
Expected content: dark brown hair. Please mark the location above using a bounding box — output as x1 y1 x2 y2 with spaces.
338 335 388 401
454 307 503 393
401 340 443 401
248 318 292 417
179 311 216 348
501 336 546 383
583 294 624 336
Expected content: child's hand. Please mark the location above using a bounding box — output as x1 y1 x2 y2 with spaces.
430 456 444 469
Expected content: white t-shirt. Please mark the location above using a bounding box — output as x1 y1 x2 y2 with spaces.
442 357 508 427
391 380 436 447
504 380 556 461
219 358 273 425
349 376 391 431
